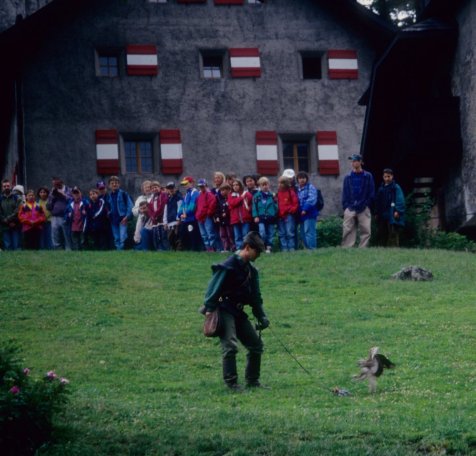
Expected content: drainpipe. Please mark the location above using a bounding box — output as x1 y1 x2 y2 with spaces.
15 76 26 188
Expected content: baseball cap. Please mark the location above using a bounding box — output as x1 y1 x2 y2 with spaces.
282 169 295 179
197 178 207 187
96 180 106 189
165 181 176 189
180 176 194 185
348 154 363 161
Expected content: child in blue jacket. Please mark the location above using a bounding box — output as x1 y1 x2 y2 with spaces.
252 177 277 253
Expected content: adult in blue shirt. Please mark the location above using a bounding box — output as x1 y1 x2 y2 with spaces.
341 154 375 248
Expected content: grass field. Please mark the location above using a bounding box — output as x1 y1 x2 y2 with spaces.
1 248 476 455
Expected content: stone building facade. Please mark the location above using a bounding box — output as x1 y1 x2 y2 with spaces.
0 0 393 214
447 0 476 233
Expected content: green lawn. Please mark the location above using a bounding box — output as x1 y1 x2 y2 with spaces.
1 248 475 455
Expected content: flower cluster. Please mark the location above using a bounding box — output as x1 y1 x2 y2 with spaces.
1 342 71 455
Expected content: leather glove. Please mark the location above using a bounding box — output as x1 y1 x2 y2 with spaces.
256 316 270 330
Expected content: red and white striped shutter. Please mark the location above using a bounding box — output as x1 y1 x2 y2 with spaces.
96 130 120 175
256 131 279 176
215 0 244 4
327 50 358 79
317 131 340 175
229 48 261 78
160 130 183 175
126 45 159 76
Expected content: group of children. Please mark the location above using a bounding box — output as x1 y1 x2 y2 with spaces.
0 169 324 252
152 170 323 253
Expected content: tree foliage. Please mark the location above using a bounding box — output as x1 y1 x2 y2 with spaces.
358 0 423 27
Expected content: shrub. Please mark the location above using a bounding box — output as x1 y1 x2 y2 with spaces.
427 230 476 252
400 191 434 248
0 341 70 456
317 216 342 247
401 191 476 252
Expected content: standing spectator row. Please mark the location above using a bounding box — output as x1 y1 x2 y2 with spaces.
1 159 405 251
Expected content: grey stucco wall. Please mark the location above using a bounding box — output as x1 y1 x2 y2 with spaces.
21 0 375 214
447 0 476 226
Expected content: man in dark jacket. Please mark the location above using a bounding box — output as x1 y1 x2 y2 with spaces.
202 231 270 390
341 154 375 248
0 179 22 250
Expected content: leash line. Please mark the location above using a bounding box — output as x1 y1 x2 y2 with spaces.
266 324 313 377
257 321 349 395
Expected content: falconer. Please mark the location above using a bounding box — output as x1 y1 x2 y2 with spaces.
201 231 270 390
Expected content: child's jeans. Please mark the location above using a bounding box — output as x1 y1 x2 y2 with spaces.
232 223 250 250
39 221 53 250
258 222 275 248
135 227 153 251
71 230 84 251
278 215 296 251
219 225 235 252
111 223 128 250
300 217 317 250
152 225 169 251
198 217 217 250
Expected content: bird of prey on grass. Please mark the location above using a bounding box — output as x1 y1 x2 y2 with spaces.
353 346 395 393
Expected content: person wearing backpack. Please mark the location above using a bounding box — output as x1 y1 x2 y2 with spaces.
296 171 321 250
375 168 405 247
105 176 133 250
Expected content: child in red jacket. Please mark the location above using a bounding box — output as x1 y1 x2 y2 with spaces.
18 189 46 249
277 176 299 251
196 179 217 251
229 179 252 250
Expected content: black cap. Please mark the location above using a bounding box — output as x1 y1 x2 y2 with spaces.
243 231 266 253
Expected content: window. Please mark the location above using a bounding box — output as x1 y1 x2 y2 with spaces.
96 51 120 77
301 52 322 79
200 51 225 79
124 140 153 173
283 140 310 173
